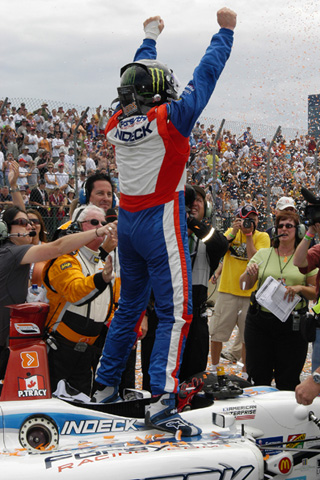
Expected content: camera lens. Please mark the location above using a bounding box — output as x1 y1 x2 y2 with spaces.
243 218 252 229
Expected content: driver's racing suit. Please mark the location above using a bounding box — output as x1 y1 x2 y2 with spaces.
96 28 234 395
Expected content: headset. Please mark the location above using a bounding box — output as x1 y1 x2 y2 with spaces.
191 185 213 219
271 223 306 246
78 187 87 205
205 201 213 219
0 221 8 241
65 207 84 235
266 209 306 248
0 220 37 241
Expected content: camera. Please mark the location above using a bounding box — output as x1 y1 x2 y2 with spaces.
301 187 320 226
185 184 196 213
243 218 255 229
304 205 320 226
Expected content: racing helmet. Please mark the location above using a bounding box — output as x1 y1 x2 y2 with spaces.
118 59 180 114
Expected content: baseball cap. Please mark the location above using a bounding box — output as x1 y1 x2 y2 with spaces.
18 158 28 163
276 197 296 211
239 204 258 218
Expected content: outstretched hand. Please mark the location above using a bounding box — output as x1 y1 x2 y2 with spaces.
217 7 237 31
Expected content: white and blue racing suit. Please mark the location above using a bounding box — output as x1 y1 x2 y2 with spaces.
96 28 234 395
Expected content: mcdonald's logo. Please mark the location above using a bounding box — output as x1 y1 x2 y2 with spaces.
278 457 292 474
20 351 39 368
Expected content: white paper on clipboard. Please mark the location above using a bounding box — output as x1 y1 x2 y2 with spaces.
255 276 301 322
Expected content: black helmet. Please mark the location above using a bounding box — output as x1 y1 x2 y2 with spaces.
119 59 180 109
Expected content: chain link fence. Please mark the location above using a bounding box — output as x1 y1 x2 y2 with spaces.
7 97 307 141
0 96 310 239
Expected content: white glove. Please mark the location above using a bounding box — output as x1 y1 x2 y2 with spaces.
144 20 161 41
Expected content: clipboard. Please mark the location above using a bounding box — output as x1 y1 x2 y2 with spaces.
255 276 301 322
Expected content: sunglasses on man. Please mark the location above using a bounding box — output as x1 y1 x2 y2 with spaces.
80 219 107 227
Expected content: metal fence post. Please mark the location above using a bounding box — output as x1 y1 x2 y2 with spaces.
73 107 89 197
212 119 225 228
266 125 281 228
0 97 9 116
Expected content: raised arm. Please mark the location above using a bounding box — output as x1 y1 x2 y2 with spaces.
8 161 26 212
294 224 320 269
21 223 114 265
133 16 164 62
169 7 236 137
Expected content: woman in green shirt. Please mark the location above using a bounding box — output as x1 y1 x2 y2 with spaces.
239 211 317 390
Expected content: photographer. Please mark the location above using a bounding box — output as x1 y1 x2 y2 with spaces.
210 205 270 372
179 185 229 380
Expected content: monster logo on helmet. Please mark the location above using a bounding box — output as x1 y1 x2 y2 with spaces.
117 59 180 117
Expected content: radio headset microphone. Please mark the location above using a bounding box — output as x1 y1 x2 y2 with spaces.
9 231 37 238
271 233 285 240
106 208 117 224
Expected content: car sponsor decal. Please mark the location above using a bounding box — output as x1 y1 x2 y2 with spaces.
287 433 306 449
222 404 256 420
15 323 41 334
44 443 255 478
18 374 47 398
20 351 39 368
278 456 292 474
61 418 138 435
257 436 283 455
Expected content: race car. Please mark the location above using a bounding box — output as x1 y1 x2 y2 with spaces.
1 303 320 480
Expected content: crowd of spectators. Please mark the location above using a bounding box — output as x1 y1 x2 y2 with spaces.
0 101 119 234
0 100 319 236
188 122 319 230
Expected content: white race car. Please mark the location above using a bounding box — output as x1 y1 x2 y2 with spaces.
1 303 320 480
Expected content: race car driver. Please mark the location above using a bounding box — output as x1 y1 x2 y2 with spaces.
93 8 237 437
